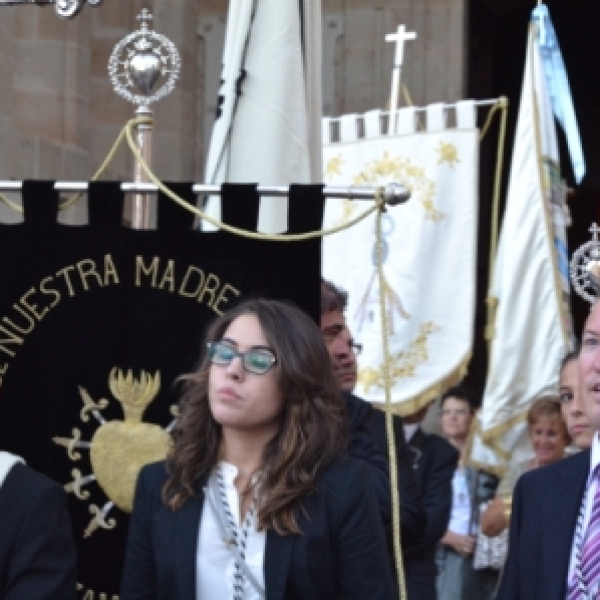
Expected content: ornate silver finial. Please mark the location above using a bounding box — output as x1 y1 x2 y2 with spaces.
0 0 102 20
137 7 152 28
570 223 600 303
108 9 181 106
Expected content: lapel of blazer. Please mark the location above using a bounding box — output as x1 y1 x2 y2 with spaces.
265 528 295 600
408 427 428 473
175 475 209 600
542 450 590 600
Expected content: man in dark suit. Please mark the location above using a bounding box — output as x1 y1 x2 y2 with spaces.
320 280 427 570
0 451 77 599
497 299 600 599
402 403 459 600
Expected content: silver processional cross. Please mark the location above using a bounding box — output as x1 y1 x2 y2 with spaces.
385 24 417 135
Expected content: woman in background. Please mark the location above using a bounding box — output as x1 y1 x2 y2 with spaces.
559 348 594 450
436 386 499 600
480 396 569 538
121 298 394 600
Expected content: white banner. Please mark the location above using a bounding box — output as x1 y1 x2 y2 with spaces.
203 0 310 233
469 20 570 473
322 115 479 415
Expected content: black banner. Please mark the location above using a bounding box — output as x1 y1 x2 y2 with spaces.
0 181 323 597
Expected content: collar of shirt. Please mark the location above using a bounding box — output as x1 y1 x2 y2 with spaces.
404 423 419 442
587 432 600 485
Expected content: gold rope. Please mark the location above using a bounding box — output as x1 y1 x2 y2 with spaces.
0 114 386 243
375 195 407 600
123 119 386 242
484 97 509 350
0 115 153 214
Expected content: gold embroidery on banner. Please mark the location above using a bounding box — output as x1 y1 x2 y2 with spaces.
76 582 120 600
436 141 460 167
338 151 443 222
325 154 344 177
53 369 174 538
357 321 440 395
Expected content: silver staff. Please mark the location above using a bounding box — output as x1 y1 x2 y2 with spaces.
108 8 181 229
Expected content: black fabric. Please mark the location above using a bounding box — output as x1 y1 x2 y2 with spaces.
288 184 325 234
404 427 459 600
369 408 428 556
0 463 77 600
157 183 196 230
22 180 58 224
497 449 589 600
0 185 322 596
87 181 125 226
221 183 260 230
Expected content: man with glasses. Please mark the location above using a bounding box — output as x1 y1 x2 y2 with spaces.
320 279 427 592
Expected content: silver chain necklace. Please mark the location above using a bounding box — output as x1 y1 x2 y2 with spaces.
216 463 258 600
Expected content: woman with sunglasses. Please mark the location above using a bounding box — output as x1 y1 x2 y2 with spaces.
121 298 395 600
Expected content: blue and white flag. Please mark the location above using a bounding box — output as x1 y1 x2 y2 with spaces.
469 16 572 474
532 4 585 184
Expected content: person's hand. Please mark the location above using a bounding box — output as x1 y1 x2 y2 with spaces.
480 497 508 537
441 531 476 558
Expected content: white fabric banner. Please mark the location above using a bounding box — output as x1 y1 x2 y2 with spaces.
203 0 310 233
469 23 570 473
322 123 479 415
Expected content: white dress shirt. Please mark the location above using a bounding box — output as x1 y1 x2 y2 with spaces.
567 433 600 590
403 423 419 443
196 462 265 600
448 468 471 536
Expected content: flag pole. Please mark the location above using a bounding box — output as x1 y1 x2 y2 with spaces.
302 0 323 182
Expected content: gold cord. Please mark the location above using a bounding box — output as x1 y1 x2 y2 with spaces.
0 115 153 214
484 97 509 350
0 114 385 242
123 118 386 242
375 194 407 600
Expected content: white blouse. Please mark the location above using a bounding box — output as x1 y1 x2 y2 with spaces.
196 461 266 600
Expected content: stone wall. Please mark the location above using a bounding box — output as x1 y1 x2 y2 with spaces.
0 0 467 221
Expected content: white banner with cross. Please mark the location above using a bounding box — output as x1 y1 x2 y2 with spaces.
321 103 479 415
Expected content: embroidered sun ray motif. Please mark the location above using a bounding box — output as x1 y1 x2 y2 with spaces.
437 141 460 167
325 154 344 177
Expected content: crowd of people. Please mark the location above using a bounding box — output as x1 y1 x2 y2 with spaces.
1 278 599 599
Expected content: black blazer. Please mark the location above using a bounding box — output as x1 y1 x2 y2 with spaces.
369 406 427 551
121 458 396 600
497 449 590 600
401 427 458 600
345 392 426 554
406 428 458 559
0 462 77 600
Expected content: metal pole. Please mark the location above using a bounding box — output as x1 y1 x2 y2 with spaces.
131 105 155 229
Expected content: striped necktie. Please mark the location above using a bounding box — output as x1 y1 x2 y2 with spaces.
570 469 600 599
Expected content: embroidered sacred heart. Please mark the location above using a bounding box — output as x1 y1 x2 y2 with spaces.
89 368 170 513
91 420 169 513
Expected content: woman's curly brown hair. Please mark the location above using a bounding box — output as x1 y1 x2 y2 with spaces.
161 298 347 535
